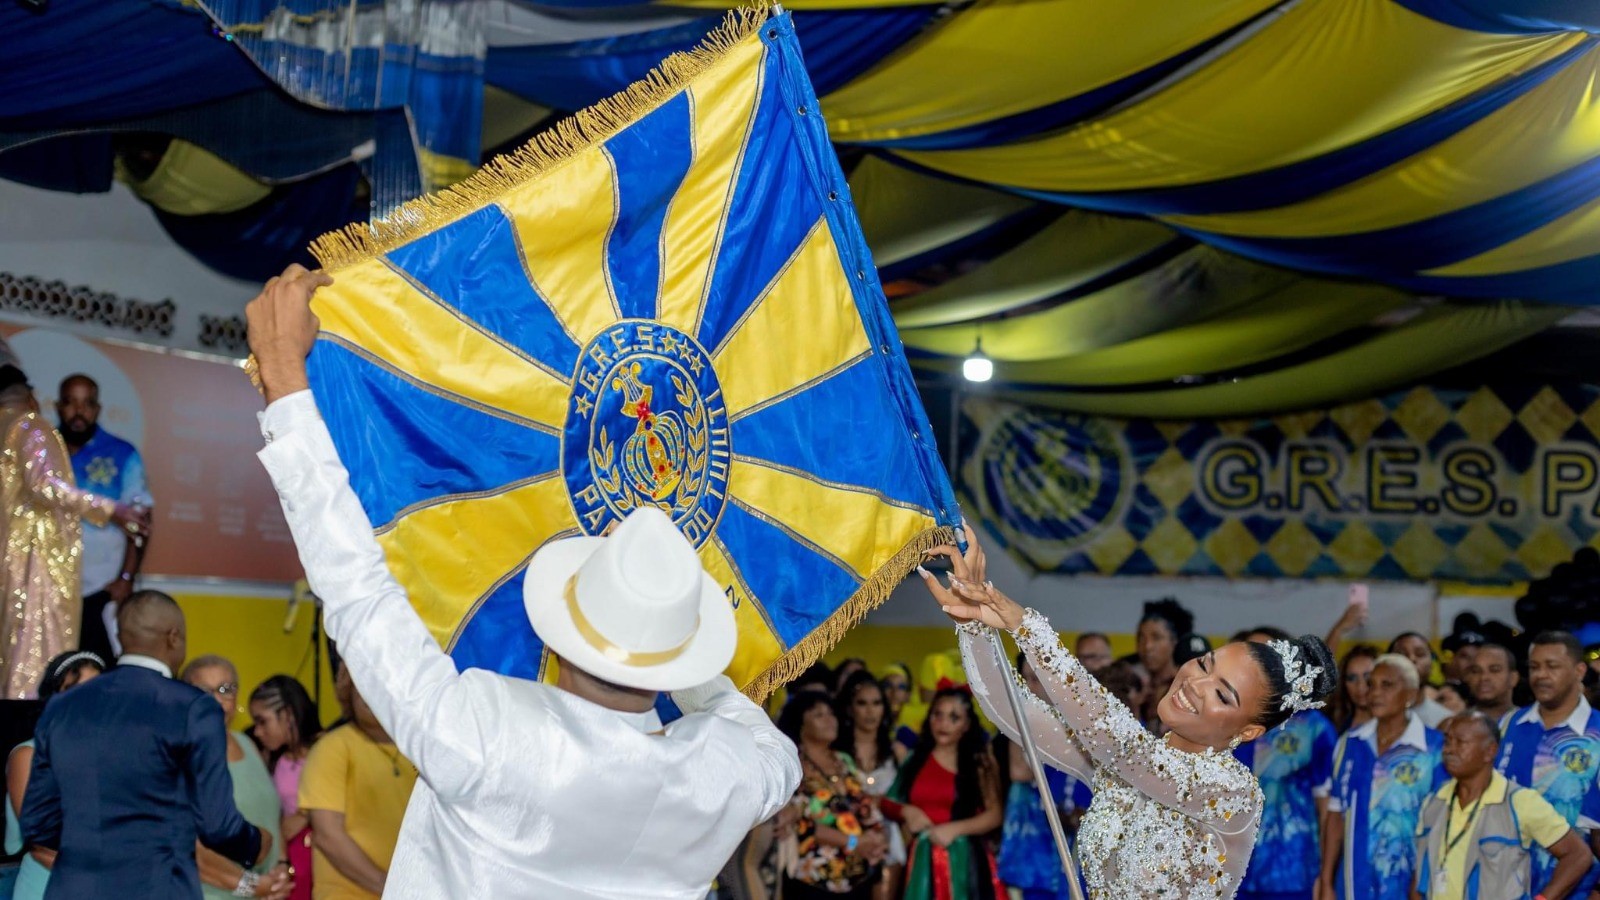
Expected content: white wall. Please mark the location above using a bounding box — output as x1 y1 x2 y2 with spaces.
0 179 257 354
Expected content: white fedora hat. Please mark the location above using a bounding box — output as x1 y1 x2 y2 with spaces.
524 506 736 692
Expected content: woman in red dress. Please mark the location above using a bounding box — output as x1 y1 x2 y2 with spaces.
881 687 1004 900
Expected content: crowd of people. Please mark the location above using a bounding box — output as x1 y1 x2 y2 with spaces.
7 270 1600 900
4 594 418 899
735 591 1600 900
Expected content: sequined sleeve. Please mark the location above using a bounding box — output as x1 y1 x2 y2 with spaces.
956 621 1092 783
11 414 113 526
1013 608 1260 833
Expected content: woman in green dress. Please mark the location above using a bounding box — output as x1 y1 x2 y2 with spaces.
5 650 105 900
182 655 293 899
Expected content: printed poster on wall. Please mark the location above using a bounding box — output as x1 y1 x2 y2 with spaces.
962 383 1600 583
6 326 300 583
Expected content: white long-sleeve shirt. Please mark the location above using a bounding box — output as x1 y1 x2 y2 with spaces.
257 390 799 899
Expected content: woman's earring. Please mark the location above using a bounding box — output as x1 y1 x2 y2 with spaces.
1228 734 1243 751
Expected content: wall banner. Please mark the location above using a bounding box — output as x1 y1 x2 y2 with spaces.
961 383 1600 583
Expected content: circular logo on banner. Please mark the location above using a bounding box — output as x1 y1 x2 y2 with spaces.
564 321 730 547
980 412 1129 551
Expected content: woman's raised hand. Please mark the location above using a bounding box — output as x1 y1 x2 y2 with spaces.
915 524 1024 631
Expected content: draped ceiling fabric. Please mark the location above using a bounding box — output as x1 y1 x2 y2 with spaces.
0 0 1596 417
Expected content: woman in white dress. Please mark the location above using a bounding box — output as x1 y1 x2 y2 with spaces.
916 529 1337 900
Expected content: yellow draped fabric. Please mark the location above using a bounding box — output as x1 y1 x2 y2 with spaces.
894 0 1586 192
821 0 1276 144
890 211 1177 329
1010 302 1570 418
850 155 1034 269
1426 193 1600 277
1166 43 1600 239
116 140 271 216
900 247 1297 361
918 280 1412 387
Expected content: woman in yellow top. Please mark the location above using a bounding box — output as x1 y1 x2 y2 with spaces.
299 667 418 900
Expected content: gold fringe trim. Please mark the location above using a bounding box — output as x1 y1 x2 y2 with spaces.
310 5 770 272
741 525 958 703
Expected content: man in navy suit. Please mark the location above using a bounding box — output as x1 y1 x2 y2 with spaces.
20 590 270 899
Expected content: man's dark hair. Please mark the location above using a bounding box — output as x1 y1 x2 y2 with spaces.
1476 643 1518 669
0 365 30 394
1531 630 1584 664
1076 631 1109 646
59 373 97 395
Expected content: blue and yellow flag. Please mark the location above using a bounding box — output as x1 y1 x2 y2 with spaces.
302 10 956 699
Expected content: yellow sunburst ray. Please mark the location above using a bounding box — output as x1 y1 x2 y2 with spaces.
375 473 576 648
698 535 787 688
713 221 872 418
313 257 570 431
656 38 768 335
727 456 937 582
497 149 624 345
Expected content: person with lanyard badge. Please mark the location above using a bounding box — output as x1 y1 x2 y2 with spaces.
1232 628 1338 900
1321 654 1449 900
1412 711 1592 900
1495 631 1600 896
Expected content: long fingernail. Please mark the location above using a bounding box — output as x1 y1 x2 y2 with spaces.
915 566 931 577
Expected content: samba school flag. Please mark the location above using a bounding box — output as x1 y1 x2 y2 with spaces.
300 9 957 699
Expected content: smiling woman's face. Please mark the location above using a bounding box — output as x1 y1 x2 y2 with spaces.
1157 643 1269 750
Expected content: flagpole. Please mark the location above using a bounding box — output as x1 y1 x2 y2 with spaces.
986 627 1087 900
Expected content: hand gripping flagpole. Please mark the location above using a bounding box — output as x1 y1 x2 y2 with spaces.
985 626 1087 900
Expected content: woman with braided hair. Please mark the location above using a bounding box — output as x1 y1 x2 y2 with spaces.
915 527 1338 900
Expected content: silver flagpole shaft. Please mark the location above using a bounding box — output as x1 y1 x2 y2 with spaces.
986 627 1087 900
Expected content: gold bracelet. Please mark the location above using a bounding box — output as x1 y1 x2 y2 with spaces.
243 355 264 396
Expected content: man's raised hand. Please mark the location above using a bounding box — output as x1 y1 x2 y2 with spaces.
246 264 332 404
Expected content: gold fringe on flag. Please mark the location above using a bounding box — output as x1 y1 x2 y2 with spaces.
741 524 958 703
310 5 770 272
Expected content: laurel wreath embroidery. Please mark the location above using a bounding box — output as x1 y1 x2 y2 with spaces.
588 375 711 521
673 373 710 514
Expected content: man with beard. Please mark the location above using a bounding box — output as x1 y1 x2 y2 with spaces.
0 364 145 697
57 374 151 661
1495 631 1600 896
1465 643 1519 723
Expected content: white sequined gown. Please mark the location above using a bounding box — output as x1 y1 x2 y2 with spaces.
958 611 1263 900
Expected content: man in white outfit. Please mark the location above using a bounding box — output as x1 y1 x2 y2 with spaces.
246 265 801 899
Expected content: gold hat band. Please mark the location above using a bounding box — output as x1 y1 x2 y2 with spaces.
564 575 698 667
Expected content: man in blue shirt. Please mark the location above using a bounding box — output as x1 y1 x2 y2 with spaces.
1322 653 1448 900
1235 627 1337 900
57 374 150 661
1495 630 1600 895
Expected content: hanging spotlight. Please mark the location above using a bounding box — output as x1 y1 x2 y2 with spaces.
962 336 993 383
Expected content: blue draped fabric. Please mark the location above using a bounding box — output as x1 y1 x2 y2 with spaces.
153 165 367 283
864 26 1244 150
1393 0 1600 33
0 0 263 131
0 136 114 194
1176 153 1600 304
485 7 939 111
